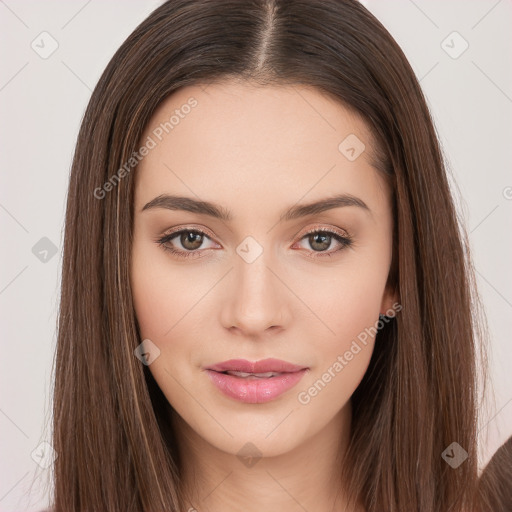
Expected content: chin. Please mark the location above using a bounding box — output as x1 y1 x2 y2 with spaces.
173 404 311 459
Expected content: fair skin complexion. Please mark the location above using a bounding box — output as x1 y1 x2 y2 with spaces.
130 81 397 512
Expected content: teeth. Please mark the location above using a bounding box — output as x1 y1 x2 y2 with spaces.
225 371 280 378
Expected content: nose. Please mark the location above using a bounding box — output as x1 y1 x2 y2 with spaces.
220 250 291 337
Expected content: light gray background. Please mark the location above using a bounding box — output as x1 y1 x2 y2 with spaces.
1 1 511 510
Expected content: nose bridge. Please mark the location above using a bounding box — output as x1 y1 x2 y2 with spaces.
224 235 288 333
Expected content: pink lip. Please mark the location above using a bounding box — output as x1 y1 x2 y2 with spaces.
204 358 308 404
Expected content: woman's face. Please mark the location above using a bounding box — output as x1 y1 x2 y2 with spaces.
131 81 397 457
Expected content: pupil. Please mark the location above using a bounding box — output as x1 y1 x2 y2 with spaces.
182 232 202 250
310 233 329 251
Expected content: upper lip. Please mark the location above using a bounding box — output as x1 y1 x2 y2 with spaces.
205 358 307 373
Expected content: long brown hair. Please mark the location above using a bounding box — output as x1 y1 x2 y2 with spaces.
47 0 492 510
477 436 512 510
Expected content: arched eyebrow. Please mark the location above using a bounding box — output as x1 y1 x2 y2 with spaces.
141 193 372 221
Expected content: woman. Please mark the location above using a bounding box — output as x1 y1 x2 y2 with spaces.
47 0 497 510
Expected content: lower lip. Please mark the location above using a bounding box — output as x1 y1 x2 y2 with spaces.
205 369 308 404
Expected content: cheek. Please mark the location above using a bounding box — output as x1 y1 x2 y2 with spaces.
130 244 204 411
292 254 388 404
295 258 387 346
131 240 197 339
295 284 378 414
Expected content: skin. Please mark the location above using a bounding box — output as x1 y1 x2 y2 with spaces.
130 81 398 512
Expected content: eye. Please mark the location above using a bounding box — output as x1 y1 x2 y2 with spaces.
155 226 353 260
293 227 353 258
156 228 218 260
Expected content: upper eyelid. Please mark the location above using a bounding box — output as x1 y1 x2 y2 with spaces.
300 225 350 238
165 225 214 239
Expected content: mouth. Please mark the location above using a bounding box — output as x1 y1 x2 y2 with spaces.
205 358 307 374
216 370 284 379
203 358 309 404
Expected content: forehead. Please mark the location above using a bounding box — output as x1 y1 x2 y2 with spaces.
134 81 390 218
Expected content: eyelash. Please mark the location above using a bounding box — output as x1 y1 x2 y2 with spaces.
155 226 353 260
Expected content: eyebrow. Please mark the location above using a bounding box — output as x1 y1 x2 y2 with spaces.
141 193 371 221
